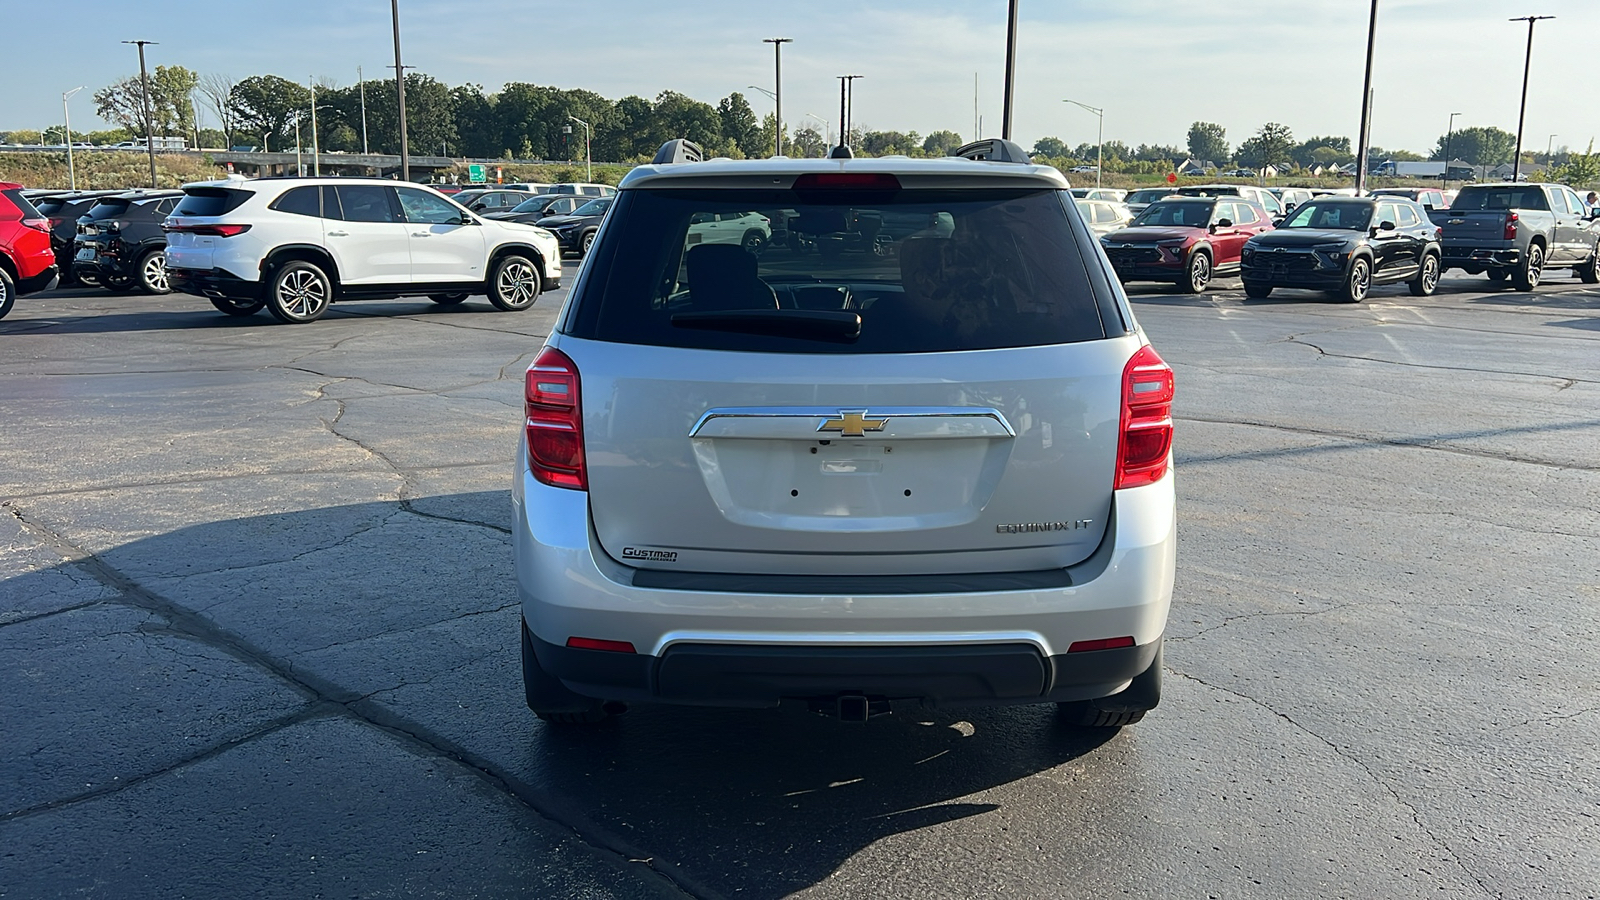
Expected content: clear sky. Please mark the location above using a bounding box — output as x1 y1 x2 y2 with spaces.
6 0 1597 156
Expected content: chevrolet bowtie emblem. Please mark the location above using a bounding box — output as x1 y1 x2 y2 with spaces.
818 410 888 437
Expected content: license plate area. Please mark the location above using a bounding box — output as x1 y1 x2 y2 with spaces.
75 247 97 261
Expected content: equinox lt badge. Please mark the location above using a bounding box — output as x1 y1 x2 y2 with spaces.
997 520 1094 534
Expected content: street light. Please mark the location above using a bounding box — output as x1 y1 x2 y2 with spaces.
358 65 369 154
62 86 85 190
1063 99 1104 188
1509 15 1554 184
746 85 776 101
803 113 831 148
762 38 792 158
1442 111 1461 188
122 40 159 188
390 0 410 181
1546 133 1558 168
1354 0 1379 194
563 116 592 182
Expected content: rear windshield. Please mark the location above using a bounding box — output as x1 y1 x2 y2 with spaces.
568 187 1109 354
1132 199 1214 226
175 188 253 217
1127 189 1174 203
1450 186 1549 211
30 197 68 216
84 200 132 219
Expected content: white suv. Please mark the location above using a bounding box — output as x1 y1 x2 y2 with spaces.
164 177 562 323
514 140 1177 727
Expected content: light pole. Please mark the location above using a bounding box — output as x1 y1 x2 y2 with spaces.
1354 0 1379 194
1546 133 1558 168
390 0 409 181
62 86 85 190
123 40 160 188
358 65 369 154
1510 15 1554 184
746 85 776 101
1001 0 1019 140
309 79 321 176
804 113 831 149
1063 100 1104 188
763 38 792 158
565 116 591 182
1442 111 1461 188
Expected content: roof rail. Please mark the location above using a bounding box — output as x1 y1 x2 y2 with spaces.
653 139 704 165
952 139 1032 164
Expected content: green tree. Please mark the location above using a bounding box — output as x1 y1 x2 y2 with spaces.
790 127 826 158
1236 123 1294 171
861 130 921 157
150 65 200 138
1187 121 1229 163
1032 136 1067 158
1431 125 1515 168
922 130 964 156
93 77 149 134
1134 143 1183 163
228 75 309 149
1292 135 1351 168
717 93 762 157
1546 141 1600 188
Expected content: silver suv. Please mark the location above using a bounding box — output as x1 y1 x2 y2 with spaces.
514 140 1176 727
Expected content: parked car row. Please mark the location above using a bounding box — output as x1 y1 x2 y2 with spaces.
0 182 56 319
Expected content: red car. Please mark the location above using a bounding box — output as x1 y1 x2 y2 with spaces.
1099 196 1274 293
0 182 58 319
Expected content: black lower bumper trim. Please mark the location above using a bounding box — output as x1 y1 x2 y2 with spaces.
528 627 1158 709
168 267 259 301
15 267 59 295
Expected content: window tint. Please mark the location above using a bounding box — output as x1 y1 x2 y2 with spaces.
1233 203 1259 225
1451 187 1549 211
176 188 253 217
337 185 398 223
1375 202 1400 226
84 199 131 220
272 185 341 219
397 188 464 224
572 198 613 217
571 188 1108 355
1132 200 1213 227
1395 205 1420 228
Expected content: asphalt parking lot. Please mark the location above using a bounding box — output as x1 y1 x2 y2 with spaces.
2 270 1597 898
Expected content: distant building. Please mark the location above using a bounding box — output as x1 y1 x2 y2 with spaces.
1177 158 1217 176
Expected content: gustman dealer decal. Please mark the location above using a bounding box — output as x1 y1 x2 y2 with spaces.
622 547 678 563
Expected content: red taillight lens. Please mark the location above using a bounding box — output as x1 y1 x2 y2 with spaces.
566 636 636 653
165 223 252 237
525 347 586 490
792 173 902 190
1068 636 1136 653
1115 344 1175 490
20 217 50 234
1503 212 1519 241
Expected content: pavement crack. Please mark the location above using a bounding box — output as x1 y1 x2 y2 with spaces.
1168 669 1500 899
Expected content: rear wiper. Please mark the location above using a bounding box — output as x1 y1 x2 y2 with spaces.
671 309 861 343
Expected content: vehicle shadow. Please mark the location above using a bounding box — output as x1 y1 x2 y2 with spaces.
1 494 1127 898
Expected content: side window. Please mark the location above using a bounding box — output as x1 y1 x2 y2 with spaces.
157 197 179 215
273 186 325 218
397 188 465 224
1214 202 1238 225
1395 205 1420 228
337 185 399 223
1233 203 1258 225
1563 190 1586 215
1375 202 1400 227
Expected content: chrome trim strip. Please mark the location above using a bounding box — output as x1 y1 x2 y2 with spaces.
688 406 1016 440
651 630 1053 658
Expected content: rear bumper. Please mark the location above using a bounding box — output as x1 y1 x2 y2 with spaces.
15 265 59 295
168 266 259 301
1441 244 1519 268
513 448 1176 708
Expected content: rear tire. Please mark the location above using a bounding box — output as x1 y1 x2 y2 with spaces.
209 296 265 317
0 268 15 320
1513 243 1543 292
265 260 333 324
522 621 612 725
1058 642 1162 728
1486 268 1508 284
1578 242 1600 284
101 272 135 292
428 293 469 305
488 254 540 311
136 249 170 295
1244 282 1273 299
1409 252 1440 297
741 229 765 252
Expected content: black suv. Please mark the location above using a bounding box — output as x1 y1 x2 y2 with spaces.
482 194 591 224
28 190 122 287
536 196 614 256
1241 196 1443 302
74 191 182 293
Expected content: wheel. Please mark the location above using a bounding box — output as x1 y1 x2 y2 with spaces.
580 230 597 256
521 622 612 724
1409 252 1441 297
209 296 265 317
1578 242 1600 284
76 272 99 287
1486 268 1508 284
1336 257 1371 303
428 293 469 305
1244 282 1273 299
136 249 170 294
101 272 135 292
1180 250 1212 294
265 260 333 323
1058 643 1162 728
741 229 766 252
1512 243 1543 292
0 268 14 320
488 254 540 311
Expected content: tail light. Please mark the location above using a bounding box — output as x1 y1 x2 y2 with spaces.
525 347 586 490
1115 344 1175 489
165 223 252 237
20 217 50 234
1503 212 1519 241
